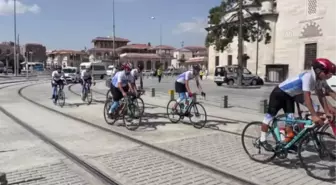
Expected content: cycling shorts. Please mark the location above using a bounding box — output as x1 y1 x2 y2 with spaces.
175 81 187 93
51 79 64 87
267 86 295 116
111 85 129 101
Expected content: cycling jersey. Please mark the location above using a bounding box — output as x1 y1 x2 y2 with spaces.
51 71 64 81
111 71 130 88
81 70 92 81
129 69 140 83
278 68 318 97
176 71 195 84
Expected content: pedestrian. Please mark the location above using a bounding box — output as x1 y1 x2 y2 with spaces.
157 67 163 83
205 69 208 79
199 70 204 80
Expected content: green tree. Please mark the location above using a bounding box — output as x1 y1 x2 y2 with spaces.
205 0 272 52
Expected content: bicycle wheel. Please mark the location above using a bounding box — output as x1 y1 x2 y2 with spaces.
298 132 336 181
241 121 276 163
166 100 181 123
123 103 141 131
188 102 207 129
86 90 92 105
135 97 145 115
103 99 116 125
106 89 112 100
58 90 65 107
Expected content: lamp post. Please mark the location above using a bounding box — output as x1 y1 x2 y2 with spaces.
13 0 17 76
237 0 244 86
112 0 117 65
150 16 162 68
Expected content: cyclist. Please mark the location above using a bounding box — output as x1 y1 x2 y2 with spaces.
108 63 133 116
173 64 205 114
259 58 335 152
51 66 66 103
129 63 144 96
81 64 95 100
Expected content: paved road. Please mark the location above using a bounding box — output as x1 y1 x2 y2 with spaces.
0 81 334 185
140 76 335 111
0 82 244 185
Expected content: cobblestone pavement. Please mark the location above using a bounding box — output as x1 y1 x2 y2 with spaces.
0 83 244 185
0 110 91 185
69 83 331 185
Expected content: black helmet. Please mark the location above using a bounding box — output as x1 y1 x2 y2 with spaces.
137 63 144 71
56 66 62 70
192 64 201 72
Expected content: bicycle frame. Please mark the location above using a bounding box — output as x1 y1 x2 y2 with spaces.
272 118 313 149
180 97 194 113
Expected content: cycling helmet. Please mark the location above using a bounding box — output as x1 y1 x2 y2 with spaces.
137 63 144 71
192 64 201 72
56 66 62 70
312 58 334 74
122 63 132 71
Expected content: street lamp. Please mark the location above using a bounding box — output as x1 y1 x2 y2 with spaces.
112 0 117 65
13 0 17 76
150 16 162 67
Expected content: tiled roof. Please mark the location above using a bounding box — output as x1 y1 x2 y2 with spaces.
120 53 160 60
175 48 191 52
91 37 130 43
118 44 151 50
49 50 85 55
186 56 208 63
152 45 175 50
183 46 207 51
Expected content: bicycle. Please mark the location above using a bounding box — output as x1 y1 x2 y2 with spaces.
53 82 66 107
82 80 94 105
103 93 142 131
242 114 336 181
166 93 207 129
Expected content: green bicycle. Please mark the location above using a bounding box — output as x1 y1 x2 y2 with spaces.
242 115 336 181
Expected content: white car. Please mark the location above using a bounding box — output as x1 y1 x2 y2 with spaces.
106 65 115 76
327 75 336 92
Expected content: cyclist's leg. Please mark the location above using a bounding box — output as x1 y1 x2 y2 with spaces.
260 86 283 151
283 97 298 152
109 86 122 114
52 81 58 99
174 81 187 108
82 80 86 94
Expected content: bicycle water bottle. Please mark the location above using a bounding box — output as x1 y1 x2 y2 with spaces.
279 128 286 142
284 113 295 142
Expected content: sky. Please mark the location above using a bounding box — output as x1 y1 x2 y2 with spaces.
0 0 221 50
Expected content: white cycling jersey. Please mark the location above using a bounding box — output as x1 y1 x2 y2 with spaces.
81 70 92 80
279 68 320 97
129 69 140 83
51 70 64 81
111 71 130 88
176 71 196 84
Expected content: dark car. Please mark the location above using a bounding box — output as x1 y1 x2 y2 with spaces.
214 65 264 86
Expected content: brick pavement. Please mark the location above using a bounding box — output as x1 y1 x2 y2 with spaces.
0 83 245 185
0 111 90 185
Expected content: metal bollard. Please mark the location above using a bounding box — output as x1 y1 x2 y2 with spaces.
0 173 8 185
259 99 268 114
221 95 228 108
168 90 175 100
192 93 197 102
151 88 155 97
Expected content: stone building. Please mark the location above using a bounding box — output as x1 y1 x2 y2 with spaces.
207 0 336 82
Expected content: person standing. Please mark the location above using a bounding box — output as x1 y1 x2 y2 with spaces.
199 70 204 80
157 67 163 83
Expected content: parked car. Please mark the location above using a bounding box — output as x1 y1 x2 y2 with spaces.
327 74 336 92
63 67 79 83
106 65 115 76
214 65 264 86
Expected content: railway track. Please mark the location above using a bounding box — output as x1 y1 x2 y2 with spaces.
14 82 259 185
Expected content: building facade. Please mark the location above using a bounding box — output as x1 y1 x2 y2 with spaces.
21 43 47 63
172 46 208 69
207 0 336 82
119 44 175 70
46 50 88 69
88 36 130 61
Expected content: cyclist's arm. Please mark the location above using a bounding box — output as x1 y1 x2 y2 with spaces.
195 76 203 92
302 73 317 116
316 89 332 114
325 85 336 100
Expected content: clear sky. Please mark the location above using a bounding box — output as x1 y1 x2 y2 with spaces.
0 0 220 50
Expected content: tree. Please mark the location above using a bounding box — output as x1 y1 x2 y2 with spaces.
205 0 271 52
